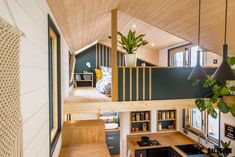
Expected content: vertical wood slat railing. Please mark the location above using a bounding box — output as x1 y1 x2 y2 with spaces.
117 66 217 101
118 66 153 101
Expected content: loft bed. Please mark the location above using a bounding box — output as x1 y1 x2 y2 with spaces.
65 87 111 103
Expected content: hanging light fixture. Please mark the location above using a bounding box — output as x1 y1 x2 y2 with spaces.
212 0 235 80
188 0 208 80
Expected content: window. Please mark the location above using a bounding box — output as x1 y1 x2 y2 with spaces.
192 108 204 131
183 108 220 144
169 44 204 67
208 109 219 140
48 15 61 156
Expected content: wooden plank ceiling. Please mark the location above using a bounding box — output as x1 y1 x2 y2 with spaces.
118 0 235 55
47 0 235 55
47 0 185 53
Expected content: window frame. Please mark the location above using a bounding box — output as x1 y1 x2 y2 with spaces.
168 44 205 67
48 14 62 157
183 108 220 145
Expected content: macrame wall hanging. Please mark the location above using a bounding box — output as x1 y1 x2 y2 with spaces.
0 17 23 157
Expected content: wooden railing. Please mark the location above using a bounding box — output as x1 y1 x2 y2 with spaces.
117 66 216 101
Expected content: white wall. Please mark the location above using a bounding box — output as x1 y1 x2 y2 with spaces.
0 0 72 156
158 48 168 66
204 51 222 67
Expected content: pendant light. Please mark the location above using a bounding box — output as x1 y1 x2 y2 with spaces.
212 0 235 80
188 0 208 80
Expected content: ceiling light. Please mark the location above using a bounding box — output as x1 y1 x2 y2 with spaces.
188 0 208 80
151 43 155 47
212 0 235 80
132 24 136 28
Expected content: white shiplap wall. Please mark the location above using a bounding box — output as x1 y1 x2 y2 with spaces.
0 0 72 156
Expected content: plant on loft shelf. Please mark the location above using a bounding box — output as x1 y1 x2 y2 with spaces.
193 56 235 118
109 30 148 66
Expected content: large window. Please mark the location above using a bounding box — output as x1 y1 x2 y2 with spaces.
169 44 204 67
208 109 219 141
192 108 204 131
48 15 61 156
184 108 220 144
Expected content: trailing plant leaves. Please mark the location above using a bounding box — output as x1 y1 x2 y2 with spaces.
227 56 235 67
203 78 216 88
218 101 230 113
231 105 235 117
192 80 200 86
220 87 229 95
229 86 235 91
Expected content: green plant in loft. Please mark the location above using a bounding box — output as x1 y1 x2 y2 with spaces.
193 56 235 118
109 29 148 66
116 30 148 54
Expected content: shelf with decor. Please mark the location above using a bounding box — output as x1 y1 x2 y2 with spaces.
130 111 151 134
157 110 177 132
74 72 93 87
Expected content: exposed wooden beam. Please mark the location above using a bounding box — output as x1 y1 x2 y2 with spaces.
111 9 118 101
63 99 197 114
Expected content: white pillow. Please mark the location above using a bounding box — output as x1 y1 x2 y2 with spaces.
100 66 111 80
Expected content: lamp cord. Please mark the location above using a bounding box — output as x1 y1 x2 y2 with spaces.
224 0 228 44
197 0 201 65
198 0 201 48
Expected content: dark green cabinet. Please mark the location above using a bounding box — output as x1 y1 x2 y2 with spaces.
135 150 147 157
135 147 182 157
170 148 182 157
105 130 120 155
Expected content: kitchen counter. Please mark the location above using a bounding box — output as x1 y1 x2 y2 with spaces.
59 143 111 157
127 131 214 157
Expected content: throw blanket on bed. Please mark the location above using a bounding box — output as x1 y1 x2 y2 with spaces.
96 66 112 94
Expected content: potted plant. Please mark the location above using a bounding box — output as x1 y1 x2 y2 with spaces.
213 140 232 157
193 56 235 118
109 30 148 66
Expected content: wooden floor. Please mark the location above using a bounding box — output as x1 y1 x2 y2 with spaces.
65 87 111 103
111 155 120 157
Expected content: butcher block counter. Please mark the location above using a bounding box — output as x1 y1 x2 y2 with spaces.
127 131 215 157
59 143 110 157
59 120 111 157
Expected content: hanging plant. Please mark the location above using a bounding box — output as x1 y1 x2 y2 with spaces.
193 56 235 118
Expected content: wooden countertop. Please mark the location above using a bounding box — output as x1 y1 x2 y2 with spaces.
59 143 111 157
127 131 211 157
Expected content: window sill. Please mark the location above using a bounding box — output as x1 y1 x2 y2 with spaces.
184 126 219 145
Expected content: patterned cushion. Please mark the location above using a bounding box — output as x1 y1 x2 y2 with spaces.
95 69 102 81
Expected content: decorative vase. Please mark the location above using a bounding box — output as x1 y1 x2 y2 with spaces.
222 95 235 107
125 53 136 66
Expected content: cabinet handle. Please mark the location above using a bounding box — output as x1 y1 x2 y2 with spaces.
108 137 114 140
108 146 114 149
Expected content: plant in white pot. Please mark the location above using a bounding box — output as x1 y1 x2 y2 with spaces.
115 30 148 66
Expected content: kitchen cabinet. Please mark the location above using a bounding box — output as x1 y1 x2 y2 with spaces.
135 150 147 157
147 147 170 157
135 147 183 157
170 148 182 157
105 130 120 155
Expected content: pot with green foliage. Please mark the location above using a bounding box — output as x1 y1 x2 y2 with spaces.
213 140 232 157
117 30 148 66
193 56 235 118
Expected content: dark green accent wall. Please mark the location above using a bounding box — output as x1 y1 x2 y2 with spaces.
74 44 125 87
74 45 96 86
118 67 216 101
